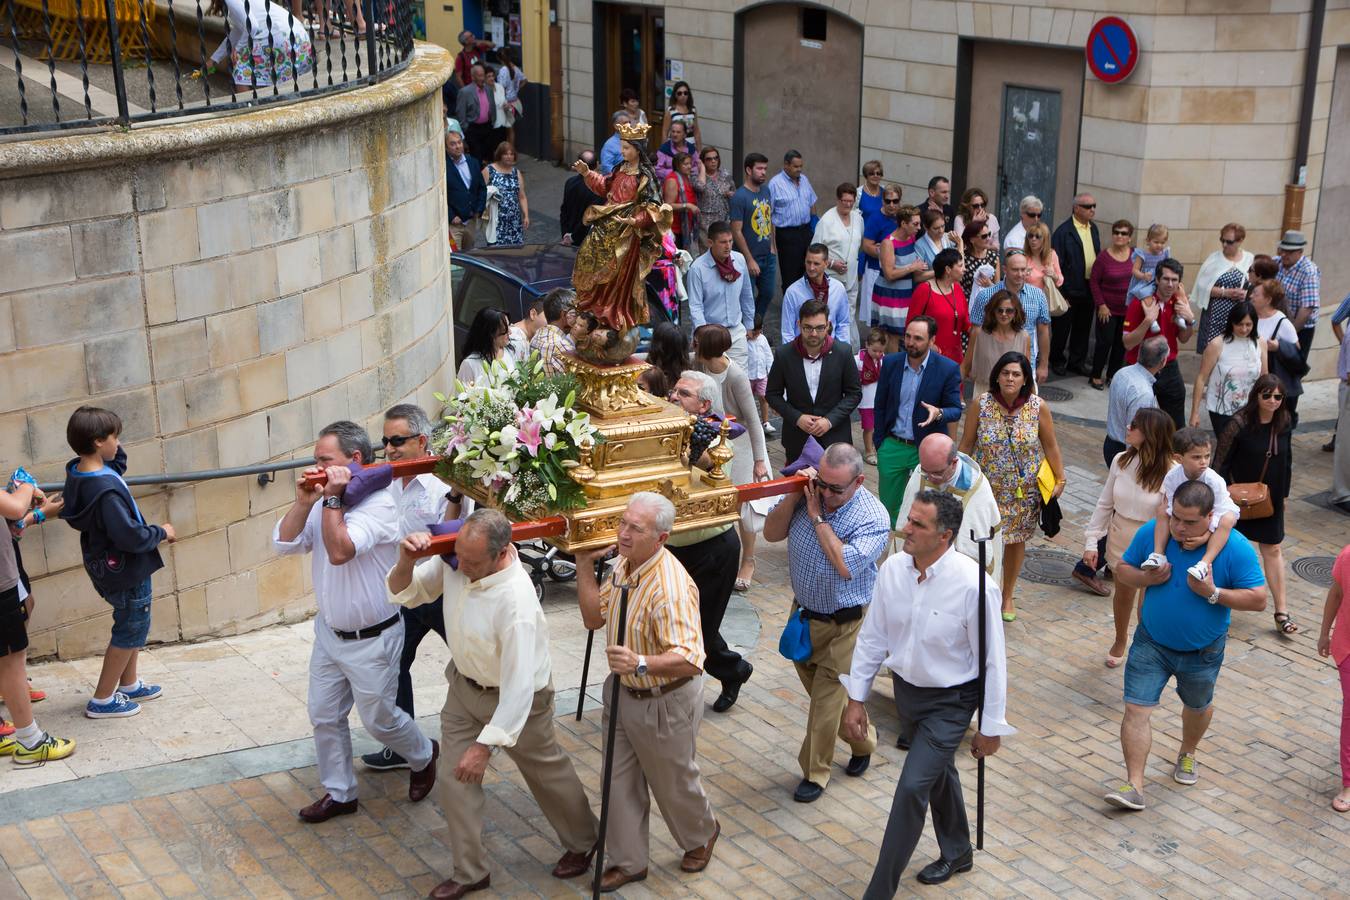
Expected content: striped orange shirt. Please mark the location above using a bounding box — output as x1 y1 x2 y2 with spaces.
599 547 706 689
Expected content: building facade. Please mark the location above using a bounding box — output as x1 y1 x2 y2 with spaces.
559 0 1350 374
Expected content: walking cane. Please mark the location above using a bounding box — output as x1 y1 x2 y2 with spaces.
972 527 995 851
591 570 634 900
576 629 594 721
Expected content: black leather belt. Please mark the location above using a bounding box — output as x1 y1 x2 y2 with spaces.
332 614 400 641
461 672 498 691
800 605 865 624
624 676 693 699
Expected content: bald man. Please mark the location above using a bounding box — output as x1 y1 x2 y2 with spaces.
896 435 1002 584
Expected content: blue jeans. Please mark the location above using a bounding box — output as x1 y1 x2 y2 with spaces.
752 251 778 323
1123 624 1226 711
104 578 153 649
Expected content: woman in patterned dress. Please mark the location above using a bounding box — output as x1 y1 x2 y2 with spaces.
483 142 529 245
205 0 313 89
872 205 927 354
959 351 1066 621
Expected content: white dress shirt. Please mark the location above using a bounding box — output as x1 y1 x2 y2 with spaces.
273 491 401 633
387 473 452 539
842 546 1015 737
388 551 550 748
803 355 823 402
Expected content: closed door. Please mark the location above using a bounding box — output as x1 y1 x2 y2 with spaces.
997 86 1061 229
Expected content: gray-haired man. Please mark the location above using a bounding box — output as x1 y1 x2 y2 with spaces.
274 421 438 823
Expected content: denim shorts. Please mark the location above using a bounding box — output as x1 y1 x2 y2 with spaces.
1123 624 1226 711
104 578 153 649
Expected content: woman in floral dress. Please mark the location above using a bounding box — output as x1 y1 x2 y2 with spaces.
484 142 528 245
959 350 1065 621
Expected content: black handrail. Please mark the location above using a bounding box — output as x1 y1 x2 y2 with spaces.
35 456 316 493
1 0 415 135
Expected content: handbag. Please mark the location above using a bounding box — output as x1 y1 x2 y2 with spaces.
1043 276 1069 316
778 605 813 662
1229 428 1277 519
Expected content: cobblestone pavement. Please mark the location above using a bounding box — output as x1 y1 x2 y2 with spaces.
3 396 1349 897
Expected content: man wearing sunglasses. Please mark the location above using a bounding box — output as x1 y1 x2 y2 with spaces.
762 442 889 804
361 404 463 772
1050 192 1102 377
1000 194 1043 252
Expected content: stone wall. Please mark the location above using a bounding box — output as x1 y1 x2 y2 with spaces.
0 45 454 659
560 0 1342 372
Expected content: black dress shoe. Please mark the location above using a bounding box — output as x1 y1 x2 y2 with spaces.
792 779 823 803
916 849 973 885
712 662 752 713
844 754 870 777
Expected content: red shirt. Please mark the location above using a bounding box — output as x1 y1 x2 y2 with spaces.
908 281 970 362
1122 294 1182 364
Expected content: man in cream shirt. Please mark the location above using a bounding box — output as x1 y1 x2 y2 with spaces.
387 509 598 900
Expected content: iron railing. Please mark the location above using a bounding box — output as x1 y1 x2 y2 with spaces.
1 0 414 134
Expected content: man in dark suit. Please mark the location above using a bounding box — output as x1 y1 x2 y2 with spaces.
454 63 495 163
767 299 862 463
560 149 603 246
445 129 486 251
1049 192 1102 376
874 315 963 527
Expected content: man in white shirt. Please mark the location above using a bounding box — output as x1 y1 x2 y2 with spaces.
273 421 438 824
362 404 460 772
686 220 755 370
780 244 851 344
1001 194 1043 251
388 510 599 900
842 490 1013 894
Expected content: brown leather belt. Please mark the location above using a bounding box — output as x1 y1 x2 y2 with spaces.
623 676 693 699
460 672 498 691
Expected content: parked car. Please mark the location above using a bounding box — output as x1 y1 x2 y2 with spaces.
451 244 671 355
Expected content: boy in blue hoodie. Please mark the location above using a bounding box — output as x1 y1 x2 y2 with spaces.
61 407 176 719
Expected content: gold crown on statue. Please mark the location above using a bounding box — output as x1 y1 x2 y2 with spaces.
616 120 651 141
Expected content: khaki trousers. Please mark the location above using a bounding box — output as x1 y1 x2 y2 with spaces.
794 615 878 786
437 664 598 884
449 220 478 251
600 675 718 876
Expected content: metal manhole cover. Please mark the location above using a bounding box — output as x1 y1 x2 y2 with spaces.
1292 556 1336 587
1021 549 1080 585
1038 385 1074 402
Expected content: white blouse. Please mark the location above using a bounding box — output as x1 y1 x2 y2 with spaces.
211 0 309 63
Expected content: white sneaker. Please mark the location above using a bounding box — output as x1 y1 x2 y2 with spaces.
1186 560 1209 581
763 422 777 435
1139 552 1166 570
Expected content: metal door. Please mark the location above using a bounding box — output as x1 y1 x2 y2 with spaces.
996 86 1061 230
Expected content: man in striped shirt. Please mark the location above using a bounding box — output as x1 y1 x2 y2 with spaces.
575 493 720 892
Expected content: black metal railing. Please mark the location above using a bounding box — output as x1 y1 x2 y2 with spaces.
1 0 413 134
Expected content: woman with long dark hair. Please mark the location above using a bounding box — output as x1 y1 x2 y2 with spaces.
1081 407 1177 665
639 320 690 398
1216 373 1298 636
1190 300 1266 436
456 307 513 385
958 351 1065 620
570 123 671 339
664 80 701 150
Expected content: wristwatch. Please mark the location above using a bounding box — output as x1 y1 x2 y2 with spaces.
813 515 826 527
1206 586 1221 605
322 495 342 510
635 655 648 677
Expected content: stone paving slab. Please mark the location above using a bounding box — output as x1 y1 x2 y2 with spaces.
1 414 1348 897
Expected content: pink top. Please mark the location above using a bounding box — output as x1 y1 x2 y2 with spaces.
1332 545 1350 664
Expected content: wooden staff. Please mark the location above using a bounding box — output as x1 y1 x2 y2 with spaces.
591 572 634 899
972 527 995 850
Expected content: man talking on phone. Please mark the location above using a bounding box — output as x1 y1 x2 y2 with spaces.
762 442 890 803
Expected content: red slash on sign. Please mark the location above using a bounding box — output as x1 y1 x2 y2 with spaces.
1086 16 1139 84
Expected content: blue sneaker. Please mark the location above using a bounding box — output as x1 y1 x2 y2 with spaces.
119 682 162 702
85 692 141 719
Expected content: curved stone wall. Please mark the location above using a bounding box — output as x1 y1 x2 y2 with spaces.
0 45 454 659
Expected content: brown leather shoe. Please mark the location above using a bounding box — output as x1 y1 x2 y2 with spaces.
427 874 489 899
599 867 646 893
409 739 439 802
551 846 595 879
297 793 358 823
680 819 720 872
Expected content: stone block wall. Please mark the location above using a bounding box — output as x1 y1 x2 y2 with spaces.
0 45 454 659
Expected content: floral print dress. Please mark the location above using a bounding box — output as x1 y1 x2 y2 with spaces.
973 392 1043 543
487 167 524 245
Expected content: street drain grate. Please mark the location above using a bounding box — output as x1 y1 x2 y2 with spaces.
1021 549 1080 586
1038 385 1074 402
1292 556 1336 587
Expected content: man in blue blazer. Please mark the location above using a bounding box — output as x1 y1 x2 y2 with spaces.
445 129 486 250
874 315 964 526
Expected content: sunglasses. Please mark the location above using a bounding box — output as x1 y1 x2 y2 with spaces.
1221 238 1239 245
1026 211 1042 218
978 232 991 239
1077 203 1096 209
995 306 1015 314
1113 229 1132 236
970 201 985 208
703 153 719 160
1259 391 1285 400
381 434 421 447
813 476 851 495
883 197 901 204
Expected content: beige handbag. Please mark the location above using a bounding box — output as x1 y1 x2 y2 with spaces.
1043 276 1069 316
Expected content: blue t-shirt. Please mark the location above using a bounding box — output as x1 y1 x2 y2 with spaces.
861 209 896 272
1122 519 1266 651
729 187 773 258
